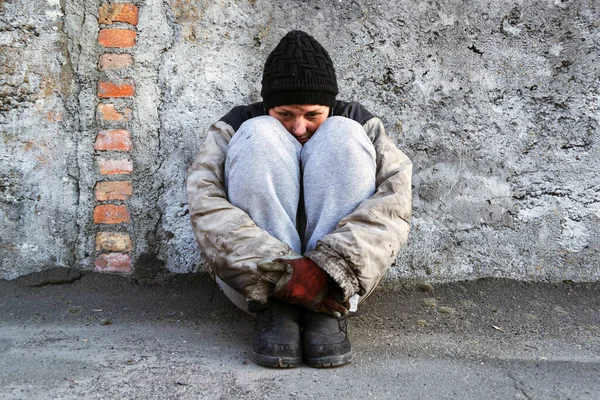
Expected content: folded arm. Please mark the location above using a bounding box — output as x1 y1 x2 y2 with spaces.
186 121 297 303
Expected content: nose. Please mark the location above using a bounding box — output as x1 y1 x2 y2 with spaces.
291 119 307 136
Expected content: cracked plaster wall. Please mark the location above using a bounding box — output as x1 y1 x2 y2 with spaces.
1 0 599 282
1 0 79 278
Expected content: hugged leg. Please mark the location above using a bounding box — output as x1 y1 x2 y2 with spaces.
300 116 376 368
301 116 376 252
302 116 376 311
226 115 303 253
222 116 303 313
224 116 304 367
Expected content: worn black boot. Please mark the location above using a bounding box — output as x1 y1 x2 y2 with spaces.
249 300 302 368
302 311 353 368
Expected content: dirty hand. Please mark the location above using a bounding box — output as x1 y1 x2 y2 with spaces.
257 255 349 318
309 291 351 319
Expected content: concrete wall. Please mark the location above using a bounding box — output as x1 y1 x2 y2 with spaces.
1 0 80 278
1 0 599 282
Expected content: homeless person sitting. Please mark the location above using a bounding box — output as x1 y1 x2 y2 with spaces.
187 30 412 368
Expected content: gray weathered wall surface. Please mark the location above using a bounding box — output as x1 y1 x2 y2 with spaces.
1 0 599 282
1 0 80 279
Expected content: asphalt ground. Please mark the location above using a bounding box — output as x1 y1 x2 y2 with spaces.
1 268 599 399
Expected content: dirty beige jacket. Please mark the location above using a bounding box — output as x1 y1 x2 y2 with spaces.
187 101 412 304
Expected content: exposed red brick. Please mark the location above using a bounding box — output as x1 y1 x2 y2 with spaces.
95 253 132 273
94 129 133 151
96 232 132 252
93 204 131 224
99 4 139 26
98 80 135 98
98 158 133 175
98 103 132 122
98 53 133 70
98 29 136 48
95 181 133 201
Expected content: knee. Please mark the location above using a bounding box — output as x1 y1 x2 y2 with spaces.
232 116 292 148
320 116 363 132
238 116 286 137
309 116 373 155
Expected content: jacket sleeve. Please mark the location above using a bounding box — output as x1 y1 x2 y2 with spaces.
305 117 412 300
186 120 297 303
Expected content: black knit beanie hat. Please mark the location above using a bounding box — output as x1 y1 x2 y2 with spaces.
261 30 338 110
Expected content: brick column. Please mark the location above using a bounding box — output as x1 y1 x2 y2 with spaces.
94 3 139 273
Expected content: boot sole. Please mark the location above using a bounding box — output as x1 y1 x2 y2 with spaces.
251 352 302 368
305 351 353 368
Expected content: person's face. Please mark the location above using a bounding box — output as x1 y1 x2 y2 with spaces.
268 104 330 144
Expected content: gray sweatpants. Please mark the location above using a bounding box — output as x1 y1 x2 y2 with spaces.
220 115 376 312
